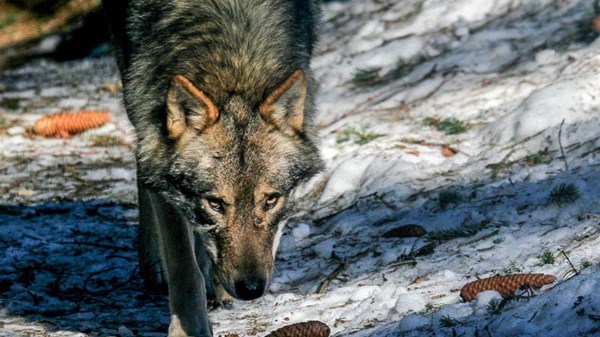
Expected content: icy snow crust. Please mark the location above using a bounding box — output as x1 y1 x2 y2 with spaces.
2 0 600 336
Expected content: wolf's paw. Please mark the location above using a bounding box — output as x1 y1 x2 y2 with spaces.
220 298 233 310
206 280 234 310
207 296 233 310
168 316 189 337
168 315 212 337
167 331 189 337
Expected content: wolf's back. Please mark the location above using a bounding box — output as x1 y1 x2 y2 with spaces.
103 0 319 106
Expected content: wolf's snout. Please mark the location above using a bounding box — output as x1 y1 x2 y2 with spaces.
234 277 266 300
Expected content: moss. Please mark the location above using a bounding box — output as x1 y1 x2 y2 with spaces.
336 127 385 145
88 134 125 147
539 251 555 265
1 97 20 110
423 117 469 135
351 67 382 87
525 151 551 166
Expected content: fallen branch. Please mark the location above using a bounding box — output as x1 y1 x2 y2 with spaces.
316 263 346 294
83 266 117 292
418 141 471 157
561 250 578 279
558 119 569 171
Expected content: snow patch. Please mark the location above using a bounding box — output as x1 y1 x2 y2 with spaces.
483 75 600 144
395 292 426 314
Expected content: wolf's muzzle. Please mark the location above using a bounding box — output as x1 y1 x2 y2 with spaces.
234 277 266 300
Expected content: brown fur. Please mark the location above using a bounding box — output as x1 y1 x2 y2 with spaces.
260 69 306 131
167 75 220 139
102 1 323 336
165 71 316 300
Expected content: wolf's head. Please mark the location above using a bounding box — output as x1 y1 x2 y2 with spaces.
159 70 322 300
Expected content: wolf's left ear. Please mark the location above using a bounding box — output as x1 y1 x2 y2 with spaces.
166 75 219 140
259 70 307 132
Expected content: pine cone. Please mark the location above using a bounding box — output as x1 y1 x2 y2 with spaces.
33 111 111 138
383 224 427 238
460 273 556 302
265 321 330 337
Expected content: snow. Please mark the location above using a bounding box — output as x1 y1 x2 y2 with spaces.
40 86 71 97
484 75 600 144
434 303 473 320
394 314 429 333
117 326 135 337
394 293 426 315
291 223 311 241
473 291 503 309
2 0 600 336
313 239 336 259
319 155 375 204
58 98 89 109
6 127 25 136
535 49 558 65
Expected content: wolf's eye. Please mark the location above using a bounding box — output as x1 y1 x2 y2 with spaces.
264 194 280 211
206 198 225 213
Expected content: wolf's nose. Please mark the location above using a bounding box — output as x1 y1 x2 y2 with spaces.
235 277 266 300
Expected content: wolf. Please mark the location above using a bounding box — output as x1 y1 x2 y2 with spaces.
101 0 323 336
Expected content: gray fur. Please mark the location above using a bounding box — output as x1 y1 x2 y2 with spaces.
102 1 323 336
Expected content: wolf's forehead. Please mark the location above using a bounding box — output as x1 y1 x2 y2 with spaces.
202 96 294 186
223 95 252 126
211 152 278 204
212 131 289 191
218 98 281 158
220 139 278 180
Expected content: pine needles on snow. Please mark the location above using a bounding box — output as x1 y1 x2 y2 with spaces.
548 183 579 205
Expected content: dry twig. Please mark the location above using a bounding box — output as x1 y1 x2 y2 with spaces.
316 263 346 294
558 119 569 171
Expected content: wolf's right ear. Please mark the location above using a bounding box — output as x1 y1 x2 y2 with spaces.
166 75 219 139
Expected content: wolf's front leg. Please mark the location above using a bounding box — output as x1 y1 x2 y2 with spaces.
138 183 213 337
138 180 167 291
